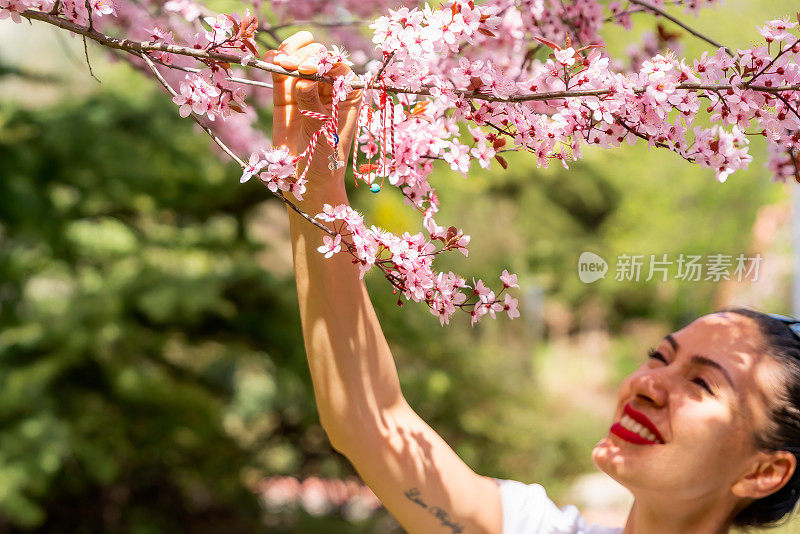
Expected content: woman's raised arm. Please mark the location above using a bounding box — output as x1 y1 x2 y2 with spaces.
267 32 502 533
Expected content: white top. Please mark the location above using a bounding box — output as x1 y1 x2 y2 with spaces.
497 479 623 534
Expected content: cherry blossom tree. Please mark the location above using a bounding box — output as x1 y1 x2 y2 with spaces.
4 0 800 325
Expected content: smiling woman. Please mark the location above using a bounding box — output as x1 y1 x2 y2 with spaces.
273 31 800 534
592 310 800 532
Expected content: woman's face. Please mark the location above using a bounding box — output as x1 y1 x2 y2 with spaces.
592 312 784 504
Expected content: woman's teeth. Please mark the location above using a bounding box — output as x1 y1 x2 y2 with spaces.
620 414 662 443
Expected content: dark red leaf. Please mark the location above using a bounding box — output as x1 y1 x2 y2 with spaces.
534 36 561 51
244 41 259 57
446 226 458 241
225 14 240 37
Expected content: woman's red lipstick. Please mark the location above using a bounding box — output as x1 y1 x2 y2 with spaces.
609 404 665 445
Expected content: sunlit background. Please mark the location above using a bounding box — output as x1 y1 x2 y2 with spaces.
1 0 799 532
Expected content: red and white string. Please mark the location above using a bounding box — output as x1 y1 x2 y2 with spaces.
351 52 395 189
294 85 341 182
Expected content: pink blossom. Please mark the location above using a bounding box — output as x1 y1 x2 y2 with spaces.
263 146 295 179
333 72 357 101
470 301 489 326
443 141 471 177
240 153 264 183
317 234 343 258
172 82 195 118
204 15 233 44
0 0 25 23
757 17 798 43
471 279 492 302
554 47 576 67
502 294 520 319
90 0 114 16
423 216 447 241
500 269 519 289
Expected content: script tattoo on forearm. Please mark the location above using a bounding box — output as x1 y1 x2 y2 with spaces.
403 487 466 533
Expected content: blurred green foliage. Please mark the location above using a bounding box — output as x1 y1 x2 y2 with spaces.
0 93 356 532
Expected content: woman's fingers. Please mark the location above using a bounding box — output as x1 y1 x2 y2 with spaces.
284 43 325 73
274 31 315 61
293 78 325 114
326 62 350 77
263 49 278 63
297 59 320 75
265 31 314 97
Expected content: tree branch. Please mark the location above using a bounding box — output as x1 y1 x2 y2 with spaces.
142 55 273 88
627 0 734 57
20 10 800 105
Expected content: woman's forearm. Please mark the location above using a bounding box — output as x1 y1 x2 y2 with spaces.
286 178 405 452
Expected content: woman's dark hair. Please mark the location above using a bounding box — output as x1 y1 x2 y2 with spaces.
725 308 800 528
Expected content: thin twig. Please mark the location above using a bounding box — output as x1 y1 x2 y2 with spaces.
140 52 243 166
139 52 335 236
611 113 698 166
372 52 394 86
84 0 93 31
773 92 800 124
82 36 100 82
144 56 272 88
81 0 100 81
746 37 800 86
627 0 734 57
604 0 689 23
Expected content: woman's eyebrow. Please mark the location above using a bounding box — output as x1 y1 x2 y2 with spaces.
691 355 736 390
664 334 679 352
663 334 736 389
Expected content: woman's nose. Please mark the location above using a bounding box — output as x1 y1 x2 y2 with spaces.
631 369 669 407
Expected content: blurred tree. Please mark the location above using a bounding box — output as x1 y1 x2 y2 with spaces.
0 91 351 532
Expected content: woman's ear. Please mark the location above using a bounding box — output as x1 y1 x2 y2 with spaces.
732 451 796 499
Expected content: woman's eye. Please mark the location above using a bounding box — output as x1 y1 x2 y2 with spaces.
692 377 714 395
647 348 667 363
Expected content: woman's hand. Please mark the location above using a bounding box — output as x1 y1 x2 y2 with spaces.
263 32 362 203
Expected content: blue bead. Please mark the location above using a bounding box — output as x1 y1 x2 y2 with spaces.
370 183 381 193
